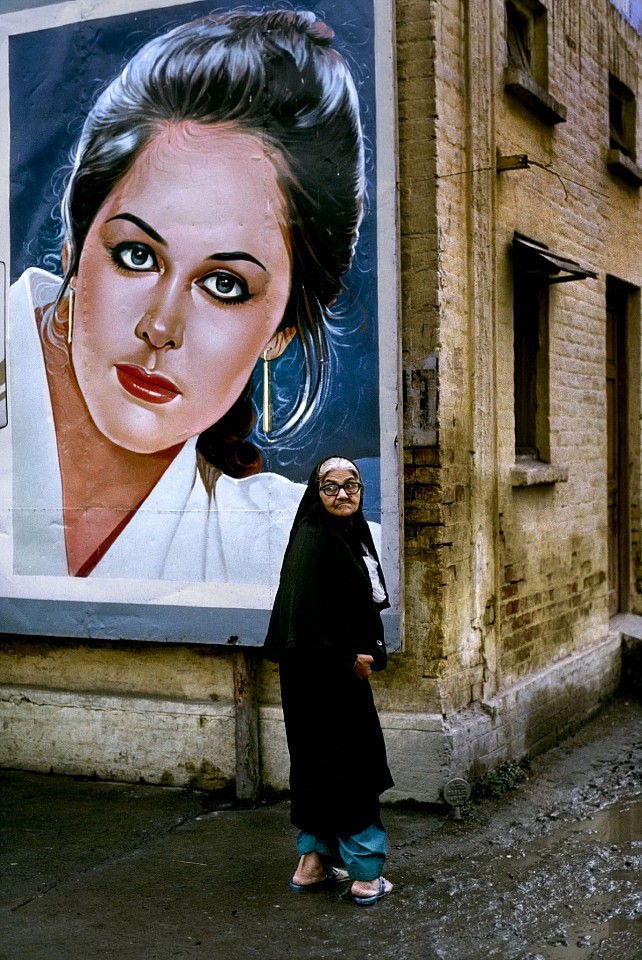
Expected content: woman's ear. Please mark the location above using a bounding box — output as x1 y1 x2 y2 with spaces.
262 326 297 361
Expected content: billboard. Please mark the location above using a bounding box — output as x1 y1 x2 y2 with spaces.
0 0 399 645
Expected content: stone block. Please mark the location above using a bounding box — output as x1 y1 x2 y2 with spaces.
0 686 236 789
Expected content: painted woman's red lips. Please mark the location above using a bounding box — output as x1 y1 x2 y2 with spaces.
115 364 181 404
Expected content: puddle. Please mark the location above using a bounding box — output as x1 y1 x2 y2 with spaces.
521 798 642 959
590 799 642 845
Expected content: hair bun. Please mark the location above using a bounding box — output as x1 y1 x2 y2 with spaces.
300 14 335 44
265 10 334 45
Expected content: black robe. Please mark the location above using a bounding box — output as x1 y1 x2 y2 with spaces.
264 471 394 838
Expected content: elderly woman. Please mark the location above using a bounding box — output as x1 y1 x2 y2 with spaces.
4 10 370 584
264 456 394 905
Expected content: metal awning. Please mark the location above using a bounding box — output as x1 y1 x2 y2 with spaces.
513 234 598 284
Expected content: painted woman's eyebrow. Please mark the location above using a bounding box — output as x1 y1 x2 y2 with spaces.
208 251 267 271
106 213 166 246
104 217 267 272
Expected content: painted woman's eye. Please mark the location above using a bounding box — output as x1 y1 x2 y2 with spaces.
110 242 157 271
200 271 249 303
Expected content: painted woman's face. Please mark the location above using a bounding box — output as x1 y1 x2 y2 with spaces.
71 123 292 454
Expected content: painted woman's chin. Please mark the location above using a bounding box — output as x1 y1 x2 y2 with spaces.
105 435 187 456
88 409 193 456
79 374 235 455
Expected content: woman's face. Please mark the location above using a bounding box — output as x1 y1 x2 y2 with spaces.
318 467 362 519
71 122 292 453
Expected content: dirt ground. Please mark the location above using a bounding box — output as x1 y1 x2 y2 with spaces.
1 694 641 960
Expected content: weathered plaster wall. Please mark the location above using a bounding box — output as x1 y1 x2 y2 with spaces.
397 0 640 776
430 0 641 771
0 639 450 802
494 0 642 689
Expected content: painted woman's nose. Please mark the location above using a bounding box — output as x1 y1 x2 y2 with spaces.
135 308 184 350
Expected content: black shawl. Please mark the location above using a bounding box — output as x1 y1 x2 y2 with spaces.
264 461 389 668
263 461 394 837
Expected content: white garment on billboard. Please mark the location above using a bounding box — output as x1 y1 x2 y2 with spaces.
6 268 309 587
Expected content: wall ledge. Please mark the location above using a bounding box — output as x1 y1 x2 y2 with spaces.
511 460 569 487
606 148 642 187
504 66 567 125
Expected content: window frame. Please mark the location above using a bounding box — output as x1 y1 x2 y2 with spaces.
513 263 550 462
510 235 596 482
504 0 567 125
609 74 636 159
506 0 546 88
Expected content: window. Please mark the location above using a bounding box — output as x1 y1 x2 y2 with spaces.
511 236 596 479
513 255 549 461
606 74 642 187
507 0 545 85
504 0 567 125
609 74 636 158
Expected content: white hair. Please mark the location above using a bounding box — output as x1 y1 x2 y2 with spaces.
317 456 360 482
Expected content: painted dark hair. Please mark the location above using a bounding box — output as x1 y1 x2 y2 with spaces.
55 9 365 478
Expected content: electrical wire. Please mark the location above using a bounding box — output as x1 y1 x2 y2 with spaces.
408 159 609 200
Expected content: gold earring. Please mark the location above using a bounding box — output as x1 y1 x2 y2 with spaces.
262 349 272 433
67 283 76 346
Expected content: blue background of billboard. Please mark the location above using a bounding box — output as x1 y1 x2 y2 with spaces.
8 1 381 515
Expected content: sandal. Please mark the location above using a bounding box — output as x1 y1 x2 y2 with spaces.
353 876 392 905
289 866 349 892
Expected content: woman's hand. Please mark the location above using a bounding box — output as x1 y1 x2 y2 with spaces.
354 654 374 680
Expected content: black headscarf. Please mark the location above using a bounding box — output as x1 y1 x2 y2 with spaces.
263 457 389 667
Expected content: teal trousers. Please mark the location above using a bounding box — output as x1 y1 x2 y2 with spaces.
296 820 387 881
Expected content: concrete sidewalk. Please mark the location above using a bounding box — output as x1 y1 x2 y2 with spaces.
1 772 439 960
1 696 642 960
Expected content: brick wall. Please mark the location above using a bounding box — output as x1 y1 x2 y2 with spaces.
399 0 642 736
494 0 641 691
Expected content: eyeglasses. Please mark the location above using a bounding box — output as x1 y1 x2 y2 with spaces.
319 480 363 497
